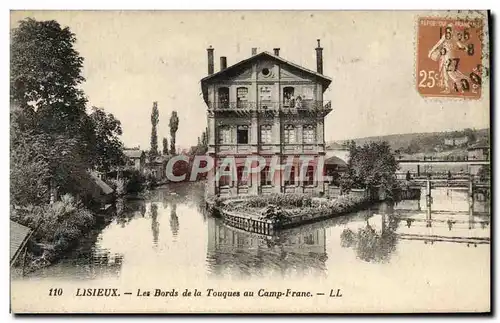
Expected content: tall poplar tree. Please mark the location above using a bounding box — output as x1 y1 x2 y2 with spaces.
169 111 179 155
150 101 159 159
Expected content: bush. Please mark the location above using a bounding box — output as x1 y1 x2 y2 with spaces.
145 173 158 189
125 170 146 193
302 195 367 218
226 193 370 221
13 194 95 247
240 193 315 208
109 178 127 196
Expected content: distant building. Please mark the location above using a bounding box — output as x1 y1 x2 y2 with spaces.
467 140 490 176
88 171 115 205
444 136 469 146
145 155 169 181
467 141 490 161
123 149 146 172
324 143 349 185
201 40 332 196
325 142 350 163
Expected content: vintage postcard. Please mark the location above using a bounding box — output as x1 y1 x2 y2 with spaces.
10 10 491 314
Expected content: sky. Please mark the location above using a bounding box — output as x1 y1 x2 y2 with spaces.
10 11 490 150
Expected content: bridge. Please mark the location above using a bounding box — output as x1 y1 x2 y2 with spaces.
398 159 490 166
397 159 490 183
400 178 491 189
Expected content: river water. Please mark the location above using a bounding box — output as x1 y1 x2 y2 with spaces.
11 181 490 313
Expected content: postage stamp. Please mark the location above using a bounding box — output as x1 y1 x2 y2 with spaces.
416 16 484 99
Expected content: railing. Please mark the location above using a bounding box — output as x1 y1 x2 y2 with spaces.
208 100 332 112
221 209 275 235
398 156 490 162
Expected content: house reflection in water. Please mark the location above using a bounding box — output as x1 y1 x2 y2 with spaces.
206 217 327 278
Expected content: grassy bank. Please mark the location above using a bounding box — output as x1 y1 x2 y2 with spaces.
10 194 98 273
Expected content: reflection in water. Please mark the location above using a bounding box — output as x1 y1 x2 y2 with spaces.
150 204 160 246
206 218 328 279
18 183 489 284
393 187 490 247
170 203 179 238
340 214 400 263
116 198 145 227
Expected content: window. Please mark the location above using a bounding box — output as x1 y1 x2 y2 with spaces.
303 125 316 143
218 87 229 109
218 126 231 144
262 68 270 76
303 165 315 186
261 166 272 186
284 125 296 143
283 87 295 106
260 86 272 102
285 166 295 186
219 165 231 187
237 125 249 144
236 87 248 109
237 166 250 186
260 125 272 144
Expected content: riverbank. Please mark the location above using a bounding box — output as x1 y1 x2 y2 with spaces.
10 194 115 274
207 193 374 234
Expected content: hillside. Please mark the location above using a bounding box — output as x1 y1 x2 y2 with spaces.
329 128 490 153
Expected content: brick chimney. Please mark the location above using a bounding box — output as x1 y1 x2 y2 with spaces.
251 47 257 56
220 56 227 71
315 39 323 74
207 45 214 75
273 48 280 56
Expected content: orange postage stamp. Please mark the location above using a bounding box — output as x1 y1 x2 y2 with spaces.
416 16 484 99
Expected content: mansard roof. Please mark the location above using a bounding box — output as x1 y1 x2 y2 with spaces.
200 51 332 91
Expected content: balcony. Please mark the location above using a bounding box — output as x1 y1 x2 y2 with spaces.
207 100 332 116
213 143 324 155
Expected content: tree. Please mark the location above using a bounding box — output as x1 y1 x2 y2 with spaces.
10 18 126 207
169 111 179 155
150 102 159 159
343 141 399 199
11 111 94 205
463 128 477 143
88 107 125 173
162 137 169 155
202 128 208 147
11 18 88 136
10 19 93 205
477 166 490 182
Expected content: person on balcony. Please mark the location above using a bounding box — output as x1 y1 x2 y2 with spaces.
295 96 302 109
289 94 295 108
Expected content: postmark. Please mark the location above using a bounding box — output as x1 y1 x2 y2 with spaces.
416 16 484 99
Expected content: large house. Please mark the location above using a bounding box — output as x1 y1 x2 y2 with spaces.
201 40 332 196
